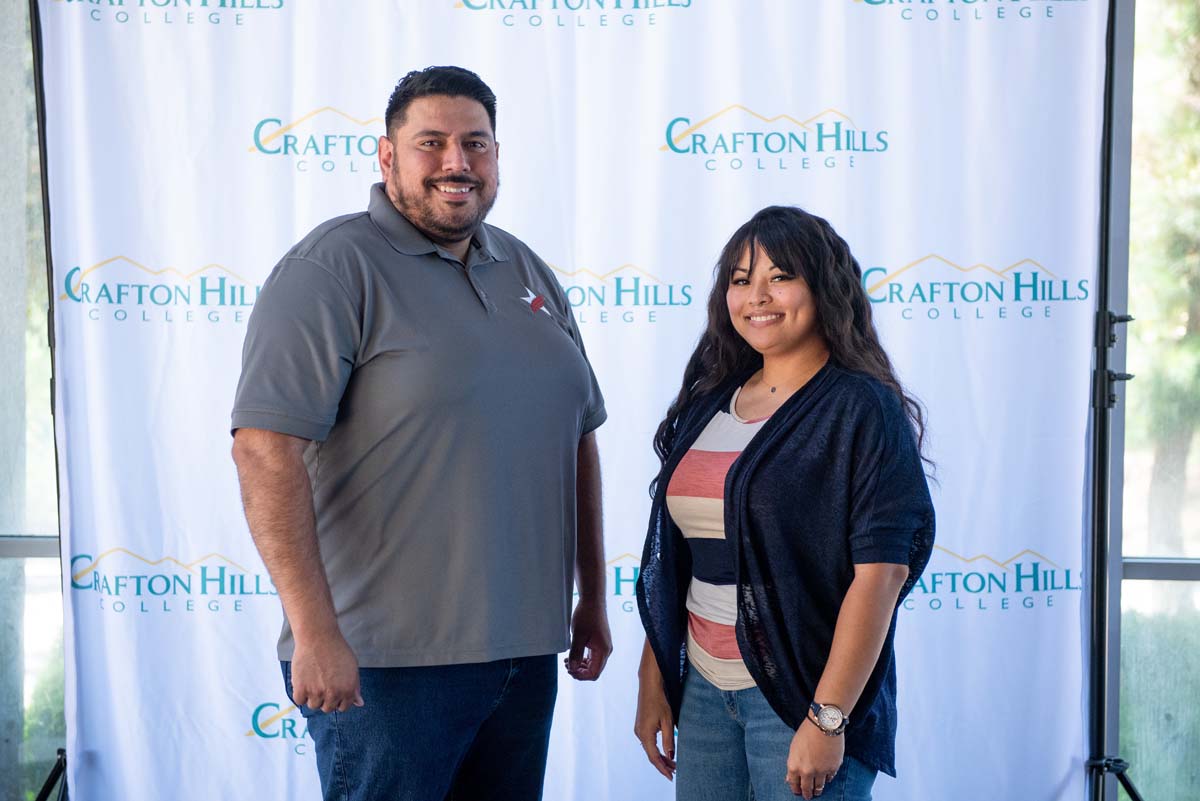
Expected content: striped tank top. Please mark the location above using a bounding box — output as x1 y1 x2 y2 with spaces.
665 386 767 690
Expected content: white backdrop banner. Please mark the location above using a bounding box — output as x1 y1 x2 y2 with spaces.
41 1 1106 799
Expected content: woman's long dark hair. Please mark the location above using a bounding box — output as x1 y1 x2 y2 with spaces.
653 205 929 470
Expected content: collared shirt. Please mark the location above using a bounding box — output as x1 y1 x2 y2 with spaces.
232 183 606 667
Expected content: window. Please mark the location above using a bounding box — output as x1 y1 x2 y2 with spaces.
1114 0 1200 797
0 4 65 799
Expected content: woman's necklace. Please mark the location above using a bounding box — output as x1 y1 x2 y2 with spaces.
762 372 788 395
760 353 829 399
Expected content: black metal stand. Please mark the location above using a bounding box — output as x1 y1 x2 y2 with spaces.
1088 757 1146 801
1088 311 1137 801
34 749 68 801
26 1 66 799
1087 1 1146 800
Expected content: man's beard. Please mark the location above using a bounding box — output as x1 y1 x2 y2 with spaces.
390 167 498 248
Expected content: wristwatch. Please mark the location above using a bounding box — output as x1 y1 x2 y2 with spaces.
808 702 849 736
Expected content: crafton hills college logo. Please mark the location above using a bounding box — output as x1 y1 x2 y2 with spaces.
246 702 311 755
862 255 1090 322
70 548 276 614
851 0 1081 24
662 106 889 173
452 0 694 29
249 107 383 175
903 545 1082 613
598 553 642 614
548 262 694 325
53 0 286 28
60 256 260 325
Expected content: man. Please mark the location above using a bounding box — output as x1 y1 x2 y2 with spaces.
230 66 610 801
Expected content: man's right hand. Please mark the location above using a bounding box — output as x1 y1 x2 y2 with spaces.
290 632 364 713
233 428 363 715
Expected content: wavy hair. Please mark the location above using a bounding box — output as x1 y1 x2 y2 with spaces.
653 205 929 470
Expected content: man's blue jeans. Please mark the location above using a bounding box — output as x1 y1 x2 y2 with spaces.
675 671 878 801
282 655 557 801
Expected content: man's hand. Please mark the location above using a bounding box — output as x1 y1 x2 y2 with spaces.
290 630 364 713
234 428 361 712
564 598 612 681
568 430 609 681
786 720 844 799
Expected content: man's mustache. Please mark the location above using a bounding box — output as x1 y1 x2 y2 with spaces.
424 176 482 188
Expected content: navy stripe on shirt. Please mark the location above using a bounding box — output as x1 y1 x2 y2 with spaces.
687 538 736 585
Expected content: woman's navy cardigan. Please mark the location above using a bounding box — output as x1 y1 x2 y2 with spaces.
637 361 935 777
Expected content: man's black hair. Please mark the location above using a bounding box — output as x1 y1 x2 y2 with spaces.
385 66 497 136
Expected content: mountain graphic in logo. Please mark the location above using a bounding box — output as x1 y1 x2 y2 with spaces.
931 545 1063 571
547 263 668 284
71 549 253 584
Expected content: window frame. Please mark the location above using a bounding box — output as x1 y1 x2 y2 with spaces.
0 537 58 558
2 0 63 562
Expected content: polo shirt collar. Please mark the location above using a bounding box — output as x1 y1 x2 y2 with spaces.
469 219 506 264
368 182 508 265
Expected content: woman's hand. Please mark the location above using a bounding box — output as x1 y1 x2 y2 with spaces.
785 720 843 798
634 641 676 780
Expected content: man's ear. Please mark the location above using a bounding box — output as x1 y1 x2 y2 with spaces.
378 133 394 175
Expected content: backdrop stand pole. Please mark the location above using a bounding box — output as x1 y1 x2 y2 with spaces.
27 2 70 799
1086 0 1140 799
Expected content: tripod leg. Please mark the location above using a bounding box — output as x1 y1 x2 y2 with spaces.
1115 770 1146 801
34 751 66 801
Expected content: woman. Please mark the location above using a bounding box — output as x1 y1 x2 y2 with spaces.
635 206 934 801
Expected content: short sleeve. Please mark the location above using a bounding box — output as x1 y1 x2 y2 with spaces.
230 257 361 441
566 306 607 435
847 392 934 569
541 259 606 436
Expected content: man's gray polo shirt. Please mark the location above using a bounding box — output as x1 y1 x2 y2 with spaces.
232 183 606 667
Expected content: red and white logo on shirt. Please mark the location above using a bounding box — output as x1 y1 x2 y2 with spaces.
521 285 551 316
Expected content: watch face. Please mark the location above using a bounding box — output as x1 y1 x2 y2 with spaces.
818 706 843 730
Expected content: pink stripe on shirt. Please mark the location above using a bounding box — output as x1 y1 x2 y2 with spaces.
667 449 740 500
688 611 742 660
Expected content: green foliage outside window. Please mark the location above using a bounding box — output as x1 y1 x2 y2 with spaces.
21 637 63 801
1118 606 1200 800
1125 0 1200 556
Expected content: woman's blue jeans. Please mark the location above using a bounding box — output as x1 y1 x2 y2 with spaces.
282 655 557 801
675 671 878 801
